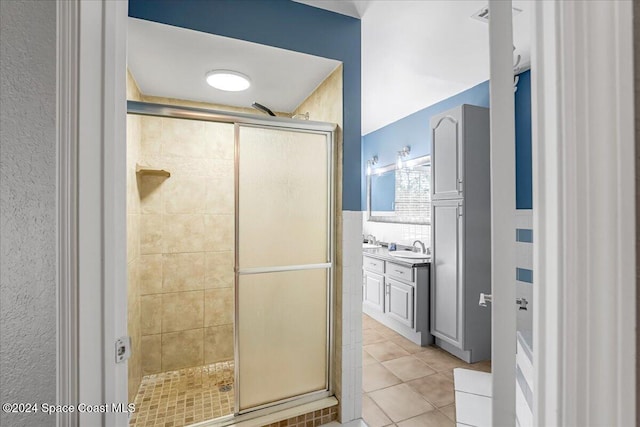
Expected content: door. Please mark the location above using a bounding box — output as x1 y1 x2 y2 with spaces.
363 272 385 313
430 200 463 347
236 125 333 413
386 278 414 328
431 107 462 200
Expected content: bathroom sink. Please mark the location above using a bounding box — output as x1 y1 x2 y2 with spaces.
363 243 382 249
388 251 429 259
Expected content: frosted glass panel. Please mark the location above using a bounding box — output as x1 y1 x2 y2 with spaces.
238 269 328 410
238 127 329 268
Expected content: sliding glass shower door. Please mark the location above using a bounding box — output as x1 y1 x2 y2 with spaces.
235 125 334 412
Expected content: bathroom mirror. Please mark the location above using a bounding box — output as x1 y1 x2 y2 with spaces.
367 155 431 225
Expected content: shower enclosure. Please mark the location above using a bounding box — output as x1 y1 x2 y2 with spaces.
127 101 335 426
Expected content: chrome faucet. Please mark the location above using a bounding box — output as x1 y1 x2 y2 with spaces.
412 240 426 254
366 234 378 245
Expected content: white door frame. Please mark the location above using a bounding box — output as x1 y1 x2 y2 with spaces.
487 1 516 425
57 0 129 425
57 0 636 425
531 0 635 425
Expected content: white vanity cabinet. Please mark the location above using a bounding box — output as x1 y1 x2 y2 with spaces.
362 252 432 346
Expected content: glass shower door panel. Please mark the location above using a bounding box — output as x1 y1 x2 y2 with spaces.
237 269 328 411
238 126 329 268
237 125 332 412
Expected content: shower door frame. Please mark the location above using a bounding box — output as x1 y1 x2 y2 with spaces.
127 100 336 424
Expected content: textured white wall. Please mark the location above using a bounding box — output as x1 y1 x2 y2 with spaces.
0 1 57 425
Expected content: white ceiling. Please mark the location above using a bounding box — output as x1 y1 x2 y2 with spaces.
127 18 341 113
129 1 531 135
298 0 531 134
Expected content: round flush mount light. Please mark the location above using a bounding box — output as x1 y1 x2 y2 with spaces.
205 70 251 92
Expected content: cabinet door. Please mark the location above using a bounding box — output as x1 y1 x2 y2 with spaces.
431 108 462 200
431 200 464 347
363 271 385 313
386 278 414 328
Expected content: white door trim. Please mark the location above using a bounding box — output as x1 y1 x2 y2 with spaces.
58 0 129 425
531 1 636 425
56 1 79 425
487 1 517 425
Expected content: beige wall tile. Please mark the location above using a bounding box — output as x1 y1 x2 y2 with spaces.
204 122 234 160
204 215 234 251
141 294 162 335
206 159 234 179
141 334 162 375
139 175 165 214
140 214 163 254
205 251 234 289
204 324 234 364
163 214 206 253
162 253 205 292
127 214 140 263
140 116 163 158
162 118 205 158
162 328 204 371
162 290 204 332
205 176 234 215
204 288 234 327
140 254 163 295
163 175 206 214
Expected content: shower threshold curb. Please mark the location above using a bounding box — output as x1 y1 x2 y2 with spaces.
188 396 339 427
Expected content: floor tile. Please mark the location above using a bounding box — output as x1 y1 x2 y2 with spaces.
382 356 436 382
390 336 426 354
407 373 455 408
439 404 456 422
364 328 387 345
362 394 393 427
361 316 489 427
467 360 492 373
369 383 434 422
363 314 380 330
364 341 410 362
396 411 455 427
413 348 466 372
373 324 401 338
363 363 402 393
363 349 378 366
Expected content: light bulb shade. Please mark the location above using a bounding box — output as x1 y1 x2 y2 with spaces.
397 156 403 168
206 70 251 91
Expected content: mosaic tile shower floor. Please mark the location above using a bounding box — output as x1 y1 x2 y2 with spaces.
130 361 234 427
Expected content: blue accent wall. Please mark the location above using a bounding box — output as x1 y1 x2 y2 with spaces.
362 71 533 210
515 71 532 209
362 80 490 209
129 0 362 210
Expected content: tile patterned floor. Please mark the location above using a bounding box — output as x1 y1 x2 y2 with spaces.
130 361 234 427
361 314 491 427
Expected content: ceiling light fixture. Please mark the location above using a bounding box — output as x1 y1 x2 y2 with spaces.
205 70 251 92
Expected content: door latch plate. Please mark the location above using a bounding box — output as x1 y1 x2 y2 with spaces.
115 336 131 363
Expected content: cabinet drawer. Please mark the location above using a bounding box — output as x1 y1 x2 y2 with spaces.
387 262 414 283
363 256 384 274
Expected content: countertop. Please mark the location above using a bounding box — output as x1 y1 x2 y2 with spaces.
362 246 430 267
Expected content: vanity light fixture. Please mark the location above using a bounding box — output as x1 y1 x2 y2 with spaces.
366 155 378 175
397 146 411 168
205 69 251 92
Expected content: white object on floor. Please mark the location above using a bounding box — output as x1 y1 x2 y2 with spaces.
453 368 492 427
